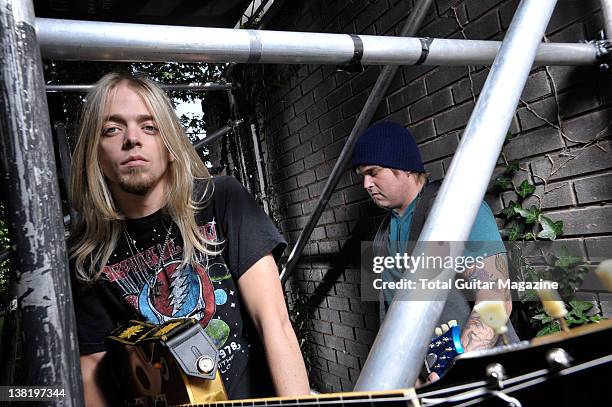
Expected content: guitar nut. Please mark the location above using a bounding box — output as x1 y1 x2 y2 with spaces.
196 356 215 374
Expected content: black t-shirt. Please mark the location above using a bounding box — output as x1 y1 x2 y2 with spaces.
72 176 286 400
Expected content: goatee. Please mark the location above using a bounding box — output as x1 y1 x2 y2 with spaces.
118 168 156 196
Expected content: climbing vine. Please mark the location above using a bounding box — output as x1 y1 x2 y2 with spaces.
494 148 563 242
509 242 602 336
493 133 605 336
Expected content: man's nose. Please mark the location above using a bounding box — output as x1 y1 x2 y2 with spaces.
123 126 142 149
363 175 374 190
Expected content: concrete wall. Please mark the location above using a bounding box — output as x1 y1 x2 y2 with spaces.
233 0 612 392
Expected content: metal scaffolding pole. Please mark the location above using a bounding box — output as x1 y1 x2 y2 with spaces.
35 17 599 66
280 0 435 283
601 0 612 38
250 123 270 215
192 120 243 150
354 0 559 391
227 91 251 191
0 0 82 403
45 82 232 92
54 124 78 223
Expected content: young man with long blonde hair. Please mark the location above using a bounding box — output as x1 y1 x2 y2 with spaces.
69 73 309 405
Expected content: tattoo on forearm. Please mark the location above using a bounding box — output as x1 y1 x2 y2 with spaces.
494 253 508 277
464 253 511 300
461 254 512 351
462 312 497 351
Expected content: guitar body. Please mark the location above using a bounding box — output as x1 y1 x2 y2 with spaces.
106 319 228 406
110 342 227 406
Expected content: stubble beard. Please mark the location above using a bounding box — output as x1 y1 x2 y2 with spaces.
117 168 159 196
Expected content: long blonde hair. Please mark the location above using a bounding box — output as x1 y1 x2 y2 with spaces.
69 72 218 284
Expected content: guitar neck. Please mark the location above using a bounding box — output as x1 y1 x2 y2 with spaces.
173 388 418 407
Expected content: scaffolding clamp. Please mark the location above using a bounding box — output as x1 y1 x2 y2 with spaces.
595 30 612 71
336 34 365 73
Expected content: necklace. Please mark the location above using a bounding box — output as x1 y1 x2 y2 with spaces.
123 218 174 295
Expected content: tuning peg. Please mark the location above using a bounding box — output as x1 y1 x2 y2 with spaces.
537 286 569 332
434 327 443 336
441 323 449 333
473 301 508 331
595 259 612 291
473 301 509 344
448 320 457 327
537 287 567 318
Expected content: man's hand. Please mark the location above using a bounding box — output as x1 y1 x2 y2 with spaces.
416 372 439 388
80 352 112 406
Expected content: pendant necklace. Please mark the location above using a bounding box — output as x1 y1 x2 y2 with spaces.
123 218 175 295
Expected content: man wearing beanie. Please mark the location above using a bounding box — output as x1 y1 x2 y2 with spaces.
352 121 515 381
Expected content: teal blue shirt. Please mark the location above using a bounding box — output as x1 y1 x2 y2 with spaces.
384 199 506 304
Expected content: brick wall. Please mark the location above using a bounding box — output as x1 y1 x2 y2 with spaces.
233 0 612 392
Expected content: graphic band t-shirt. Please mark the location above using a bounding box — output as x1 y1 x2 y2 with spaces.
72 176 287 400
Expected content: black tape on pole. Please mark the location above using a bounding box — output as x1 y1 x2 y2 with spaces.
416 37 434 65
339 34 365 73
349 34 364 65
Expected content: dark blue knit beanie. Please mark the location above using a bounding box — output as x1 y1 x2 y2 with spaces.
352 121 425 172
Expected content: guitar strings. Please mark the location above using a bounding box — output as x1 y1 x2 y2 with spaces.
422 354 611 407
168 354 611 407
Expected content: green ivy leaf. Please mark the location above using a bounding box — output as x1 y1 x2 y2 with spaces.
514 206 529 217
536 322 560 337
506 160 520 174
502 200 520 218
514 205 541 224
531 313 554 323
519 289 538 302
567 315 587 326
555 252 583 270
523 231 537 240
516 180 536 198
569 300 593 313
494 177 512 190
526 205 541 224
508 224 524 242
537 215 563 241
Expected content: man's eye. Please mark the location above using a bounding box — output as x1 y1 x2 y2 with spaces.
143 125 158 133
103 127 119 135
